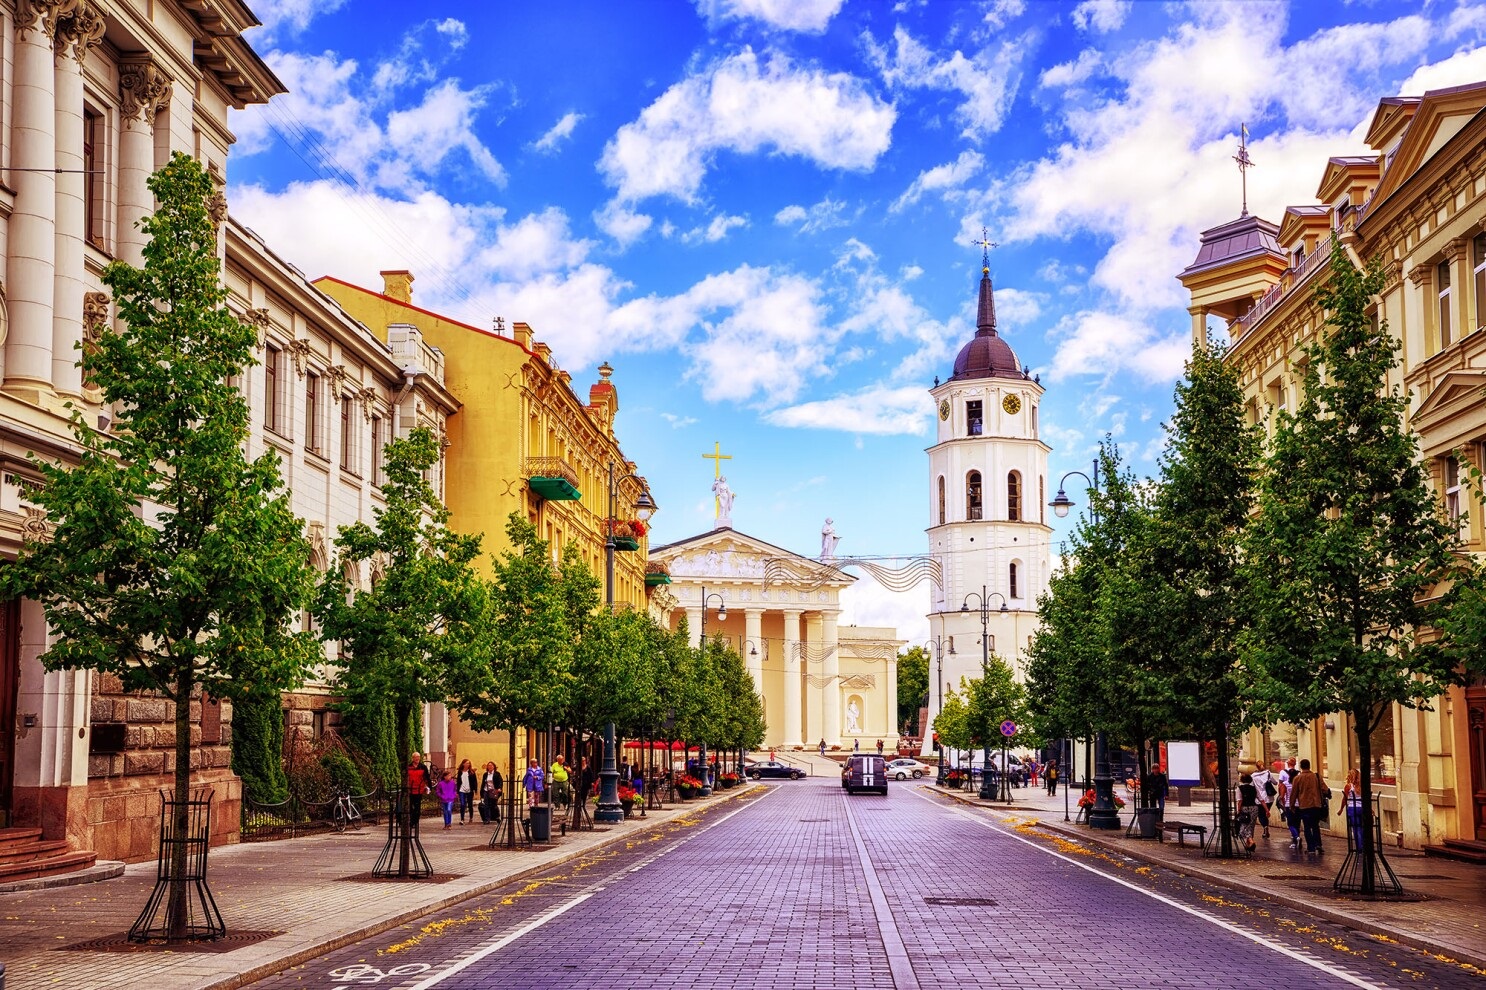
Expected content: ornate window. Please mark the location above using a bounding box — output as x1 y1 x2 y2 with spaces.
937 475 945 526
1007 471 1022 522
339 393 354 472
305 371 321 454
83 107 104 249
371 414 384 486
966 471 983 521
1439 259 1453 348
1446 455 1468 540
1009 561 1019 600
264 345 282 435
1474 233 1486 333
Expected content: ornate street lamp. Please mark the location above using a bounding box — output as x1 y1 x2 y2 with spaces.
599 461 657 824
1049 460 1119 831
960 586 1006 800
696 587 727 796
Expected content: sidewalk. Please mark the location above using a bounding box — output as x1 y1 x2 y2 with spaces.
935 779 1486 972
0 787 749 990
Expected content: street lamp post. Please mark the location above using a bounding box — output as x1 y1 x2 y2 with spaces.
599 461 657 825
1049 460 1119 831
740 639 761 777
960 586 1007 801
697 586 727 796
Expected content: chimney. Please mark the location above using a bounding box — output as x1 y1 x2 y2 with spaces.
380 270 414 303
513 322 534 348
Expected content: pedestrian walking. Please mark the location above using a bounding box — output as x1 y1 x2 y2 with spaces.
818 739 826 757
1251 765 1274 838
1236 772 1258 851
876 739 883 755
1341 768 1364 851
1287 758 1329 853
1045 760 1058 796
455 758 478 823
853 739 860 753
522 759 545 809
1277 760 1301 848
435 769 458 829
1143 760 1169 818
549 755 572 807
406 752 434 824
480 761 502 824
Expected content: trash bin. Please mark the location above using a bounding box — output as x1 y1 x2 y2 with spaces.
1137 807 1160 839
530 805 551 842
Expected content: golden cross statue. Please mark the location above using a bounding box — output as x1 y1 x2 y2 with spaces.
703 441 732 515
975 226 998 273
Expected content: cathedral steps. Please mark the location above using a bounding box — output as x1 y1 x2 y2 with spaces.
0 827 98 881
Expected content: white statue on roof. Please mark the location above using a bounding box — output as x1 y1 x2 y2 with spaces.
712 475 735 529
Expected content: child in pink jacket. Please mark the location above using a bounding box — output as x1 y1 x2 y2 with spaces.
434 769 458 829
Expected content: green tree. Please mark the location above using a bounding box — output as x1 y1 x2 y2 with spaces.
896 646 929 736
2 152 320 937
314 427 487 774
230 691 288 805
1240 242 1462 892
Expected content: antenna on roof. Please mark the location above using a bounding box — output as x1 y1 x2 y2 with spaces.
1234 123 1254 217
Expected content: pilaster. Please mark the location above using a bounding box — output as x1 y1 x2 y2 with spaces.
820 611 840 747
117 58 171 267
743 608 762 700
782 609 802 748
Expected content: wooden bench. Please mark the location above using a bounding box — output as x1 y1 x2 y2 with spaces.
1159 821 1208 847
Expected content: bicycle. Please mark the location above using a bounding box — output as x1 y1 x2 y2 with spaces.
331 790 362 832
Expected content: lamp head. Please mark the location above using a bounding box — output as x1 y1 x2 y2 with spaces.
1050 489 1073 518
750 645 758 656
960 603 970 613
717 604 727 622
633 489 657 521
999 602 1008 612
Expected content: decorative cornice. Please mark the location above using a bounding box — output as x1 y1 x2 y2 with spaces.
17 0 75 40
325 364 350 399
1444 237 1468 265
55 2 103 64
357 386 378 422
82 291 109 342
287 339 312 378
244 307 270 349
1408 265 1433 288
118 58 172 126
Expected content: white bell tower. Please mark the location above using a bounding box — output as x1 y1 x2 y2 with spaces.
922 251 1051 753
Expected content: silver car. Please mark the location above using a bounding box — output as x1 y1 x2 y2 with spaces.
885 758 931 780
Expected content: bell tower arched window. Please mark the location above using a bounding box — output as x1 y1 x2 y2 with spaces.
937 475 946 526
1009 561 1019 600
1007 471 1022 522
966 471 983 521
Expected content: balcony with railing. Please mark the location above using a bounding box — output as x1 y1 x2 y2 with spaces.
1234 239 1334 338
524 456 580 500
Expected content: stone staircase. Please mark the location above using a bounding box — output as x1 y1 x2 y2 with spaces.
1424 837 1486 865
0 827 97 883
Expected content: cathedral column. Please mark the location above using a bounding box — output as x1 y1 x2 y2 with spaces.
52 3 104 399
782 609 802 748
685 606 703 649
117 59 170 267
886 649 899 746
821 611 841 746
803 613 823 746
743 608 762 700
6 0 71 394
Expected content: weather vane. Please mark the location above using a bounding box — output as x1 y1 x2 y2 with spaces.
1234 123 1254 218
975 226 998 273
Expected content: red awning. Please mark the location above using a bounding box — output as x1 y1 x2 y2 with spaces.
622 740 690 751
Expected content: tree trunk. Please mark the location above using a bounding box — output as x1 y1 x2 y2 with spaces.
1214 723 1235 858
168 666 193 939
394 700 412 877
1354 705 1377 895
506 727 518 848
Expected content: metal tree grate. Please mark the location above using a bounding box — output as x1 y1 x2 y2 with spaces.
129 788 226 943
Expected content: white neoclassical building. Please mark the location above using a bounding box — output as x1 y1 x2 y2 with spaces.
651 524 902 751
922 261 1053 751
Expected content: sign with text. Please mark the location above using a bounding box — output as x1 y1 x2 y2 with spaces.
1166 740 1202 787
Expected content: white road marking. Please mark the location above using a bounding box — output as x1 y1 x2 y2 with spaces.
843 795 921 990
401 894 591 990
910 788 1387 990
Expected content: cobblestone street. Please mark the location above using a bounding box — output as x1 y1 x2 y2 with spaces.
238 779 1484 990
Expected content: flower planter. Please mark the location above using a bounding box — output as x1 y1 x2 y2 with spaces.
677 786 696 800
620 799 635 818
612 536 640 552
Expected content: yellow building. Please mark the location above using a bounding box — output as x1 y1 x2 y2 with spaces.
316 271 654 773
1179 82 1486 858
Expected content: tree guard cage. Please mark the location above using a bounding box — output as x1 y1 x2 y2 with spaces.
373 788 433 878
1333 794 1403 896
129 789 225 943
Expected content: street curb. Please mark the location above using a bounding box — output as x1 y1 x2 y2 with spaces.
0 860 124 894
202 784 756 990
930 785 1486 974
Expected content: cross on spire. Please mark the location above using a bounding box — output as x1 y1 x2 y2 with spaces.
975 226 998 274
1234 123 1254 218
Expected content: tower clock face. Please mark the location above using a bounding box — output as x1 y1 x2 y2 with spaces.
938 399 950 420
1002 394 1022 414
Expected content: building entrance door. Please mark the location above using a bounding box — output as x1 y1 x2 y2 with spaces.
0 599 18 828
1468 685 1486 842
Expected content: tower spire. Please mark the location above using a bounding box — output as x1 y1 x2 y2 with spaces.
1234 123 1254 218
974 226 999 336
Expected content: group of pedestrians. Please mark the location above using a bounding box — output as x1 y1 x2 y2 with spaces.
1234 757 1345 854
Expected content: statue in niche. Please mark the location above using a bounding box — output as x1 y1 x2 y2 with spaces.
845 699 861 734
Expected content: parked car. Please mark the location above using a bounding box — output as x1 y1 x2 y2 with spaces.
885 758 931 780
844 755 888 795
746 761 804 780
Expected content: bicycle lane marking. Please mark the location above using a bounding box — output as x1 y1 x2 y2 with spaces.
841 793 921 990
908 786 1387 990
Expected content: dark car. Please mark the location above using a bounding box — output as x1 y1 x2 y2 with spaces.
746 760 804 780
844 755 888 795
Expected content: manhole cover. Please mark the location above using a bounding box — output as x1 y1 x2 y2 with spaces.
61 930 283 953
924 896 997 907
1396 874 1451 880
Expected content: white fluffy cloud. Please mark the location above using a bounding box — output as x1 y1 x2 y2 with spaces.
1039 48 1101 89
1044 309 1187 385
478 208 592 280
764 386 930 435
593 201 654 247
774 197 851 232
865 25 1026 141
600 48 895 203
695 0 845 33
1072 0 1131 34
891 150 984 212
682 213 749 243
246 0 347 42
533 111 583 153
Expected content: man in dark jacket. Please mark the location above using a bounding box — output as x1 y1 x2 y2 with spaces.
1288 758 1328 853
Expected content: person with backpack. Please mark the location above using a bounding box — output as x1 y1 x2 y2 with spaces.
480 761 503 825
1045 760 1059 796
1287 758 1330 853
1251 765 1275 839
406 752 435 826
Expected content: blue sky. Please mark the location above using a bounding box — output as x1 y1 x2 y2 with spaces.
229 0 1486 643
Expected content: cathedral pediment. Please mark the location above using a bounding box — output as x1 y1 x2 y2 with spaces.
651 527 854 588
